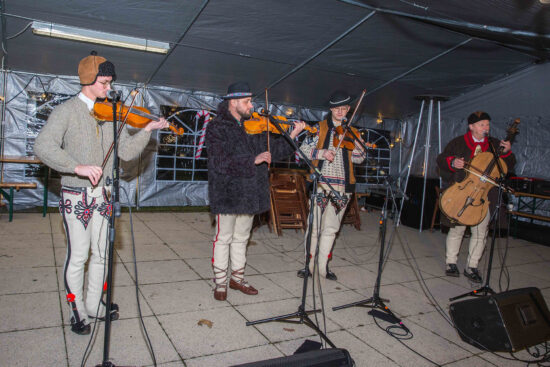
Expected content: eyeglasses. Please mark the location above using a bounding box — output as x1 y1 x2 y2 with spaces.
331 106 349 113
96 80 113 87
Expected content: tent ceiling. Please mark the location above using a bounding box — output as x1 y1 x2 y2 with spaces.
2 0 548 118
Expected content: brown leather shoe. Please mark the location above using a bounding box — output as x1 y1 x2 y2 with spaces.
214 285 227 301
229 278 258 295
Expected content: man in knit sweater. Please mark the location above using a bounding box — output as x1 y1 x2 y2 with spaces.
34 52 168 335
297 90 366 281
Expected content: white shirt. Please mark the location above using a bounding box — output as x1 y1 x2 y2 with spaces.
78 92 95 111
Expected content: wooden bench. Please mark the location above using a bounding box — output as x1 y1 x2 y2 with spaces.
511 192 550 223
0 155 49 222
0 182 38 222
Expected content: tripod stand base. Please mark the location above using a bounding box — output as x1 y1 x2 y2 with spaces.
333 296 407 330
246 307 336 348
449 284 495 302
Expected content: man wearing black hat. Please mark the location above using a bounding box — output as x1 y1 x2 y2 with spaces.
297 90 366 281
206 82 305 301
34 52 169 335
436 111 515 282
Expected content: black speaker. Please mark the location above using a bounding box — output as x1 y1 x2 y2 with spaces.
231 348 353 367
400 175 439 229
449 287 550 352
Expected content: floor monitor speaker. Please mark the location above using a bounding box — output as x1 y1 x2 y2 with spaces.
231 348 353 367
449 287 550 352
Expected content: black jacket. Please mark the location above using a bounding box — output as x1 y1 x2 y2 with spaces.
206 101 295 215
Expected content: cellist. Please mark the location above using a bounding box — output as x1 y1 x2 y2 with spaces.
34 51 169 335
436 111 515 283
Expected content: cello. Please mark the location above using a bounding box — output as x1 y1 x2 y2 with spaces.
439 119 519 226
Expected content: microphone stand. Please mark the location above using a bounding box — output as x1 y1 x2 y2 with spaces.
97 94 125 367
332 176 409 331
450 135 509 301
246 115 345 348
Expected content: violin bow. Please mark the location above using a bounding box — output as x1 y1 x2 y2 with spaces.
265 88 270 169
333 89 366 152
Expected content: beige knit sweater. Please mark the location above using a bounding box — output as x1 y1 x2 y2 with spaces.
34 96 152 188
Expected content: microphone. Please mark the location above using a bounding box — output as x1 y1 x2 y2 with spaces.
483 131 489 137
106 89 121 101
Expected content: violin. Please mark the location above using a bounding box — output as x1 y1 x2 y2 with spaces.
333 125 376 150
243 112 317 135
93 100 184 135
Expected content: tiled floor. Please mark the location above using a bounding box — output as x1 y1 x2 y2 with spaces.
1 211 549 366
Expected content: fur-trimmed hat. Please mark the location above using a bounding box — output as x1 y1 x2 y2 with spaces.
327 90 353 108
467 111 491 124
222 82 252 99
78 51 116 85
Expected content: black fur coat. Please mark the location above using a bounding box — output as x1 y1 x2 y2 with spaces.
206 101 295 215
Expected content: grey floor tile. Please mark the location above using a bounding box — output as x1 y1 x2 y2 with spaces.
0 327 67 366
140 279 226 315
0 291 61 332
124 259 201 284
0 246 55 268
158 307 269 359
0 266 58 295
65 316 180 367
185 345 283 367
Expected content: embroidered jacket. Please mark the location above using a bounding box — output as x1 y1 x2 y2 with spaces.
300 113 366 193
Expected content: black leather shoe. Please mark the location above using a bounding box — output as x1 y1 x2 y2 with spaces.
326 270 338 281
297 269 311 278
445 263 460 277
70 317 91 335
464 267 482 283
89 303 119 321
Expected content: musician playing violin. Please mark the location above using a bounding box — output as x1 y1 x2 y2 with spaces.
206 82 305 301
436 111 515 283
34 52 169 335
297 90 367 281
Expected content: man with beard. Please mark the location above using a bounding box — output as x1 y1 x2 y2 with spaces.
206 82 305 301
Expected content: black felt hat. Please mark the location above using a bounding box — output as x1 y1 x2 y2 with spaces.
327 90 353 108
467 111 491 124
222 82 252 99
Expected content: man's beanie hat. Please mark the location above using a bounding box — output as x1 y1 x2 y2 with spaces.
78 51 116 85
467 111 491 125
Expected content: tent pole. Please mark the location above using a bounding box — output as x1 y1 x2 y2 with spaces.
420 98 434 231
144 0 210 86
398 99 424 227
338 0 550 47
260 10 377 95
1 0 7 182
364 38 472 97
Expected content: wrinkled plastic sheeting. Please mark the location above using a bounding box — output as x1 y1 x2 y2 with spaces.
0 70 329 210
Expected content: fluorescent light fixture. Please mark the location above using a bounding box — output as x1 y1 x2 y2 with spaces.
31 21 170 54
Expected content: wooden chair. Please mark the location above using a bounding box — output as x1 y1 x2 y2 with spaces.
269 172 309 236
341 192 361 230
